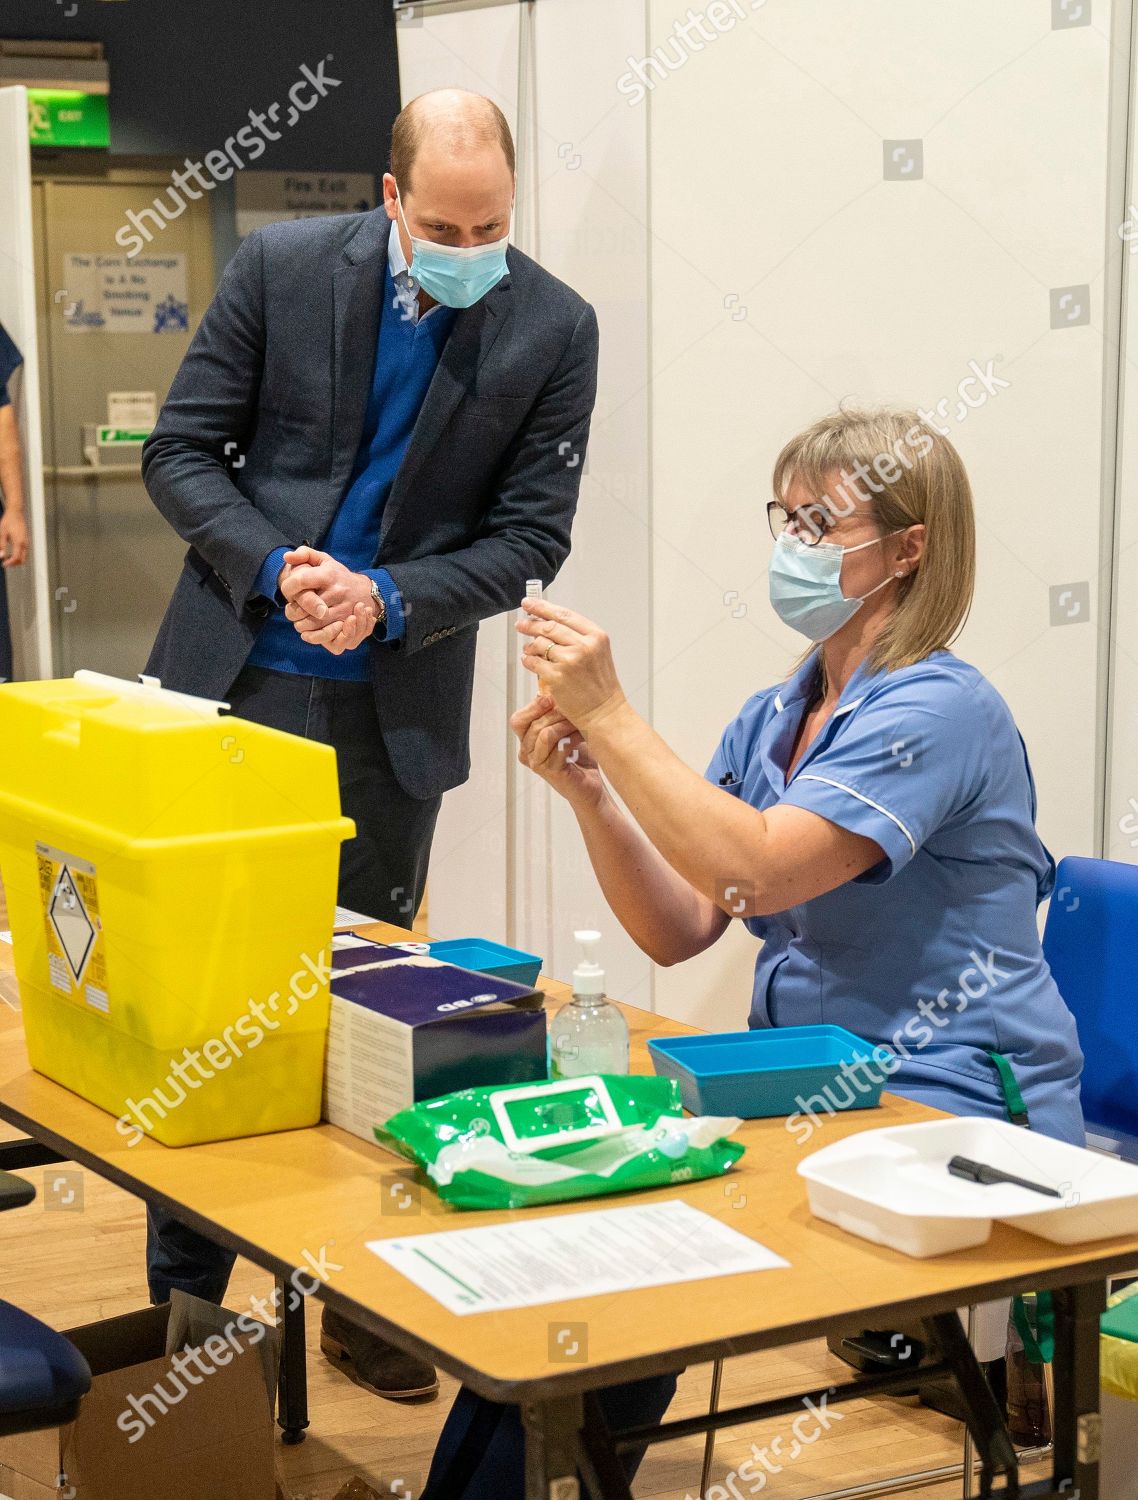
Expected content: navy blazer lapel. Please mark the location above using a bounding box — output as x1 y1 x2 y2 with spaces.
331 211 391 490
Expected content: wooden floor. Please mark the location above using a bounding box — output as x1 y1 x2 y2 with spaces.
0 876 996 1499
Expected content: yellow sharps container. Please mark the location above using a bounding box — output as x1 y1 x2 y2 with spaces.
0 671 355 1146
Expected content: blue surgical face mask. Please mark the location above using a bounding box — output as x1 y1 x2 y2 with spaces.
768 529 902 642
396 189 511 309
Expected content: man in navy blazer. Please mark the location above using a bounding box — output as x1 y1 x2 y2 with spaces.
142 89 598 1400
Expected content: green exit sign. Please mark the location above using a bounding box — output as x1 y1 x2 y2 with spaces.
97 428 149 445
27 90 110 149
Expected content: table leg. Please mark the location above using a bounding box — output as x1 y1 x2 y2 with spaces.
276 1277 309 1445
522 1393 584 1500
1049 1278 1106 1500
578 1393 636 1500
921 1310 1017 1497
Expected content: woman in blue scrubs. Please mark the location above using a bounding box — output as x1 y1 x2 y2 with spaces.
422 405 1082 1497
513 403 1083 1147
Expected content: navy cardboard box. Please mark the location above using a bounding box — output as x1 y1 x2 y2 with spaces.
322 936 548 1142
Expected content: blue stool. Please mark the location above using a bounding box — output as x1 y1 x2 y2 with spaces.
0 1170 91 1437
1042 854 1138 1158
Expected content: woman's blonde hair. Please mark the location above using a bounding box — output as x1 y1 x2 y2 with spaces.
771 404 976 673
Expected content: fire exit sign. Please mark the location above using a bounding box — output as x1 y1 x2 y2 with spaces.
27 90 110 149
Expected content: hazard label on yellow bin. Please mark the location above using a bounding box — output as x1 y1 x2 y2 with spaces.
36 842 108 1015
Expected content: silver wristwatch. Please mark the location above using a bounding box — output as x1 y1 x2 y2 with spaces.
368 578 386 626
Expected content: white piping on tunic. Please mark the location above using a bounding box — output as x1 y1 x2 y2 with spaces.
792 773 917 856
773 691 864 716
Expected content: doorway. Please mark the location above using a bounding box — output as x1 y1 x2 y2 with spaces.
32 160 213 678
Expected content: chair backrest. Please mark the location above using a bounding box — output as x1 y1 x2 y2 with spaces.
1042 855 1138 1149
0 1299 91 1436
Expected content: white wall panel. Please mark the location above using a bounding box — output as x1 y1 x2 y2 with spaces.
647 1 1121 1027
530 0 653 1005
394 4 522 116
1105 3 1138 863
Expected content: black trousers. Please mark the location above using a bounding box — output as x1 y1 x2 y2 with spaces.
420 1377 680 1500
146 664 443 1303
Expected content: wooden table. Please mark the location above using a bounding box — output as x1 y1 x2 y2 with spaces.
0 920 1134 1499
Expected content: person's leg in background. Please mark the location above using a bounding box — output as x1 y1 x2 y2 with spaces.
420 1374 680 1500
145 666 442 1404
303 673 442 1397
146 1213 237 1306
0 559 12 684
329 675 442 927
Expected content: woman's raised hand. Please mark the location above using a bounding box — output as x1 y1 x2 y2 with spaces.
509 694 603 806
515 597 626 733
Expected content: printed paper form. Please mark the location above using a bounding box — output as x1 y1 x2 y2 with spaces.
367 1198 788 1315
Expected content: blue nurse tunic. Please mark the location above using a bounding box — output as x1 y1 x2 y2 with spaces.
703 648 1085 1145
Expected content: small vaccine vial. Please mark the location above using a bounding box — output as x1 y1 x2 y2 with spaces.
525 579 549 694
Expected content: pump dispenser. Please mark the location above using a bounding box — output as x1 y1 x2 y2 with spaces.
550 929 630 1079
572 929 604 995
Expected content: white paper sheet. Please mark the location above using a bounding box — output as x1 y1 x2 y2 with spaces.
333 904 380 930
367 1198 787 1315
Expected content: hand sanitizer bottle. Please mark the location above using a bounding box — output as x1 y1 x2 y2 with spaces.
550 929 630 1079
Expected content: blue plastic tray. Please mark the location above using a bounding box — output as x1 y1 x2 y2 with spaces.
647 1025 885 1118
426 937 544 990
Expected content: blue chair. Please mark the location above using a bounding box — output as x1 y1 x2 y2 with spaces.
1042 855 1138 1158
0 1170 91 1437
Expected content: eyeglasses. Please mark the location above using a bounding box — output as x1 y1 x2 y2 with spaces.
766 501 836 547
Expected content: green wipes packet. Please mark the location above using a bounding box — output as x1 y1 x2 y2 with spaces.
375 1073 745 1210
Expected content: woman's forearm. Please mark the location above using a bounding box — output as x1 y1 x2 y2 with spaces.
583 700 771 905
516 597 882 919
569 782 725 966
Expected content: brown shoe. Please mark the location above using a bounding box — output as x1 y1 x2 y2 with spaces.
320 1305 438 1400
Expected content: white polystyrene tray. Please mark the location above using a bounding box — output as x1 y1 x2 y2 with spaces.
798 1117 1138 1258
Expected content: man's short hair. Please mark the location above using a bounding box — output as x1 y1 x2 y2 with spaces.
390 92 516 193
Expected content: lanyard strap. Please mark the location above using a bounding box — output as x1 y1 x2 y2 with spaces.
1013 1290 1056 1365
987 1049 1030 1128
986 1052 1054 1360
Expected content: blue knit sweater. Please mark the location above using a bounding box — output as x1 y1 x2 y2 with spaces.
247 260 455 679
